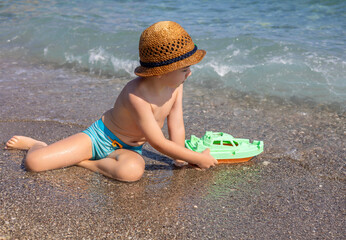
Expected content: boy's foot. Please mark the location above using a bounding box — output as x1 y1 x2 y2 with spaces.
5 136 47 150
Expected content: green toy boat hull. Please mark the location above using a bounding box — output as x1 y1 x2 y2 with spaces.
185 131 264 163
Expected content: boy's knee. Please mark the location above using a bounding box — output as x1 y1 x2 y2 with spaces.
25 153 44 172
116 157 145 182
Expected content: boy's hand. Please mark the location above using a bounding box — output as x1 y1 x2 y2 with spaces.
197 148 218 169
173 159 189 167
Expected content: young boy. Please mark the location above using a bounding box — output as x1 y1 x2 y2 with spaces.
5 21 218 182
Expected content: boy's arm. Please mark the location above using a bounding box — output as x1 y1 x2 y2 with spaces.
128 90 217 169
167 85 188 166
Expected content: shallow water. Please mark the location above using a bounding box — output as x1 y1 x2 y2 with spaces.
0 0 345 104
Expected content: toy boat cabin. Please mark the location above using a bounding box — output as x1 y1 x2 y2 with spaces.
185 131 264 163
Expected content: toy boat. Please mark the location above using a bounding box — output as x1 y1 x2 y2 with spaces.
185 131 264 163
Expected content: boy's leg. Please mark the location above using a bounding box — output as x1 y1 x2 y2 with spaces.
6 133 92 172
77 149 145 182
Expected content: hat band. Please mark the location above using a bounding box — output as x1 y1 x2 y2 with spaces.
140 45 198 68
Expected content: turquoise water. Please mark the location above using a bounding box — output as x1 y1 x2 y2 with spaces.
0 0 345 104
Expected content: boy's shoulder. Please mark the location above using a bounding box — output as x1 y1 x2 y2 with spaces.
120 78 150 107
120 78 144 102
122 76 182 108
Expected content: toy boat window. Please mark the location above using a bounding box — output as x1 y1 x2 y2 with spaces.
213 140 238 146
224 141 238 146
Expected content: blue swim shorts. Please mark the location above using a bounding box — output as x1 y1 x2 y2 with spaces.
82 119 143 160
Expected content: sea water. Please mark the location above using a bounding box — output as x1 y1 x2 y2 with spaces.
0 0 345 105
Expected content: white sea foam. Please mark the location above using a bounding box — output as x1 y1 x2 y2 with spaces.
303 52 346 97
194 58 255 78
209 62 233 76
43 47 48 56
64 53 82 64
110 56 137 76
206 61 254 76
232 49 240 56
87 47 137 76
88 47 108 64
7 35 18 42
267 56 293 65
226 44 234 50
226 44 243 57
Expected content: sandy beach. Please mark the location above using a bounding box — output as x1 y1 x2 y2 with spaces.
0 59 345 239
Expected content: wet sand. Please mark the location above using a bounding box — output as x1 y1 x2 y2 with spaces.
0 60 345 239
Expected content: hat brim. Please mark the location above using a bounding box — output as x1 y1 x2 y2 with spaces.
134 49 206 77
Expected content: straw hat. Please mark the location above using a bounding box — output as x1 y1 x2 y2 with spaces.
134 21 206 77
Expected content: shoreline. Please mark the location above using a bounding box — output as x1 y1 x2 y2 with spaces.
1 60 345 239
1 57 345 116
